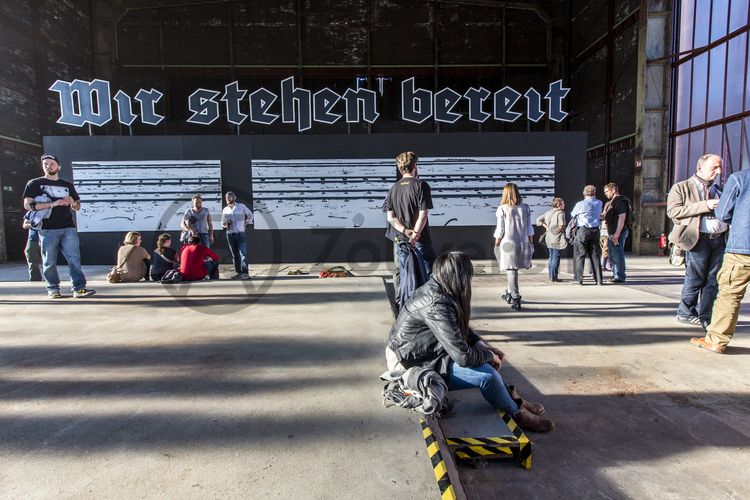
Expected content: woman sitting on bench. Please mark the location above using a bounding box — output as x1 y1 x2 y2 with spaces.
385 251 554 432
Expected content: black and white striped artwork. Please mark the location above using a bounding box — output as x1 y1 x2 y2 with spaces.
71 160 222 233
252 156 555 230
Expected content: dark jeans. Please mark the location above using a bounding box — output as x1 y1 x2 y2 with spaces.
227 232 248 274
394 239 436 305
678 234 725 321
25 237 42 281
205 260 220 280
607 227 629 281
547 248 562 281
573 226 602 283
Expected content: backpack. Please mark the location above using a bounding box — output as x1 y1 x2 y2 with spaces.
160 269 183 284
622 196 635 229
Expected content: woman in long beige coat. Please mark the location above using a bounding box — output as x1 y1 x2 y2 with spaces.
494 183 535 310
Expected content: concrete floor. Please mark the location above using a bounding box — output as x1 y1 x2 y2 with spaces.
0 256 748 499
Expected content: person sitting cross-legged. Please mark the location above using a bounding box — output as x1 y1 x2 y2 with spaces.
150 233 179 282
113 231 150 282
180 236 220 281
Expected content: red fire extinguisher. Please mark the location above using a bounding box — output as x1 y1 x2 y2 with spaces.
658 233 668 256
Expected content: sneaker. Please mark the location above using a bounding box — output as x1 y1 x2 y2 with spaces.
701 319 710 332
48 290 63 299
677 315 702 327
230 273 244 279
241 273 250 280
607 278 625 284
72 288 96 298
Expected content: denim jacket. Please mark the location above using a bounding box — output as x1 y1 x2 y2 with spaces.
716 169 750 255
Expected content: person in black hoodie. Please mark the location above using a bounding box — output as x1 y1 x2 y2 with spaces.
385 251 554 432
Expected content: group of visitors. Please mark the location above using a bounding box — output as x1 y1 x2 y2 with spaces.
108 191 253 284
21 154 253 296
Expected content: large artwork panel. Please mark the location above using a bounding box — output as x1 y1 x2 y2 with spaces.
252 156 554 230
72 160 222 233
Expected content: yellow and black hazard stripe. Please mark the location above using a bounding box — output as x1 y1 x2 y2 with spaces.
446 436 517 447
500 410 532 469
445 412 532 469
454 445 514 460
420 419 457 500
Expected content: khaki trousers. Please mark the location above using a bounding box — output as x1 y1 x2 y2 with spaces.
706 252 750 347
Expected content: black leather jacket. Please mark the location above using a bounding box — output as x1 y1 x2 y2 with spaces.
387 279 494 379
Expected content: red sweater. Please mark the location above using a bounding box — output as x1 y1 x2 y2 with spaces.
180 244 219 281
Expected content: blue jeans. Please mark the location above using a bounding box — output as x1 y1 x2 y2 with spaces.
547 248 562 280
39 228 87 292
447 362 520 415
607 227 629 281
227 232 248 274
678 234 726 320
199 233 211 248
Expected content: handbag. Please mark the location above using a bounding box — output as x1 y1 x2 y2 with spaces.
107 245 137 284
669 243 685 267
106 266 122 283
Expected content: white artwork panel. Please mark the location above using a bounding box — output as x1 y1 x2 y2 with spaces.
71 160 222 233
252 156 555 230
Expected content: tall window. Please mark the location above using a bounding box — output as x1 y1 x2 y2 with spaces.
671 0 750 182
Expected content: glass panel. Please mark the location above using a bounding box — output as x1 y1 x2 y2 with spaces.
705 125 723 157
674 134 690 182
726 33 747 116
729 0 749 32
675 60 693 131
710 0 729 42
690 52 709 127
693 0 711 48
724 119 742 174
679 0 696 52
743 118 750 171
689 130 706 172
746 35 750 111
707 44 727 121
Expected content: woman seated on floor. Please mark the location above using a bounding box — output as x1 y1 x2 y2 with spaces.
385 251 554 432
150 233 179 282
113 231 151 282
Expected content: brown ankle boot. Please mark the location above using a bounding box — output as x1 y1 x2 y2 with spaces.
521 401 545 415
513 408 555 433
508 385 545 415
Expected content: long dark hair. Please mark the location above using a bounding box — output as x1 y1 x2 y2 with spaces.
431 251 473 340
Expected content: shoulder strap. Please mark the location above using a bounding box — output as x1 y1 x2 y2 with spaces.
117 245 138 270
155 250 175 264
